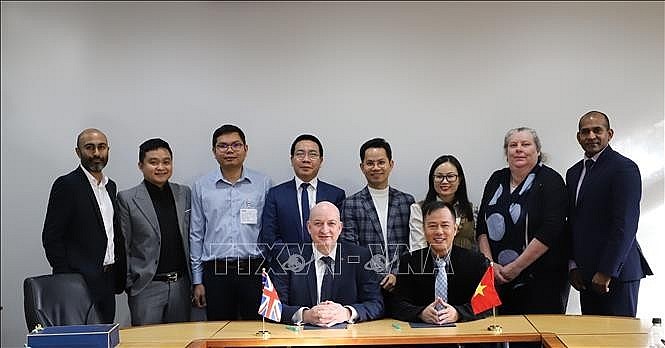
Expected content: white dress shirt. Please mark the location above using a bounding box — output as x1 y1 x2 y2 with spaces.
292 244 358 325
81 165 115 266
295 176 318 224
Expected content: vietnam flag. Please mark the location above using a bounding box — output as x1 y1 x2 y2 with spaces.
471 263 502 314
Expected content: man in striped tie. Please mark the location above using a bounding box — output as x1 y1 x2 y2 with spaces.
389 201 492 324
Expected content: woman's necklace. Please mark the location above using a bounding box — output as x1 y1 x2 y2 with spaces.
510 176 521 192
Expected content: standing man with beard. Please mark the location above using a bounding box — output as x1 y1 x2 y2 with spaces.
42 128 126 323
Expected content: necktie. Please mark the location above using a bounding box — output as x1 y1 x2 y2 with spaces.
320 256 334 302
584 159 595 176
301 182 311 242
577 159 595 205
434 258 448 309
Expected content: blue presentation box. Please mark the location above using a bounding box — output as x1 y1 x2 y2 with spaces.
27 323 119 348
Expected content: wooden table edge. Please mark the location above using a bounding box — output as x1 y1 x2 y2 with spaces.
541 333 566 348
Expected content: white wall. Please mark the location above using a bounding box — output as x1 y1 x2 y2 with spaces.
2 2 663 347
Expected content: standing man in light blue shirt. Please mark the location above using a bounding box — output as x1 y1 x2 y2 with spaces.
190 124 272 320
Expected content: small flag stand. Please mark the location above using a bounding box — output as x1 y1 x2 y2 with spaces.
470 262 503 334
487 307 502 334
256 316 270 339
256 268 282 338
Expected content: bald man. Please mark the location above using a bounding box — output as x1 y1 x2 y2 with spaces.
42 128 126 323
272 201 383 327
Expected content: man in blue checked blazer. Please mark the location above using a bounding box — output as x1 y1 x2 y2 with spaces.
341 138 414 291
259 134 345 264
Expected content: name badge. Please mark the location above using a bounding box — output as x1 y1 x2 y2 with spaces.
240 208 258 224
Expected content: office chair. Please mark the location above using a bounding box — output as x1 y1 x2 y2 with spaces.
23 273 101 331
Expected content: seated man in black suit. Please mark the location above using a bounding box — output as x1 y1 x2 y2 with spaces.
272 201 383 327
390 201 490 324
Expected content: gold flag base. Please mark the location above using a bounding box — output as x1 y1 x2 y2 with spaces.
487 324 503 334
487 307 502 334
257 316 271 339
256 330 271 339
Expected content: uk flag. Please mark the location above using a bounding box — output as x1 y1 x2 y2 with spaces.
258 270 282 322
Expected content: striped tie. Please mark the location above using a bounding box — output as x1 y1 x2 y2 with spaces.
434 258 448 309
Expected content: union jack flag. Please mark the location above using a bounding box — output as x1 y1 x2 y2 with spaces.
258 270 282 322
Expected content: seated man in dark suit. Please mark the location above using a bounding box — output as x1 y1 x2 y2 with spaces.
390 201 490 324
272 201 383 326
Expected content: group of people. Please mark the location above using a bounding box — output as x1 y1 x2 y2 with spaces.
41 110 652 329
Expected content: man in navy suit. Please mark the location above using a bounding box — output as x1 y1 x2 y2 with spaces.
259 134 345 264
341 138 414 292
272 201 383 326
42 128 126 323
567 111 652 317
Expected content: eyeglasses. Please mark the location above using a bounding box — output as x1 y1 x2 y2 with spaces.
433 174 459 183
216 142 244 151
363 160 389 168
293 151 321 160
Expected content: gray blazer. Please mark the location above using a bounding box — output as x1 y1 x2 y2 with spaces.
118 181 191 296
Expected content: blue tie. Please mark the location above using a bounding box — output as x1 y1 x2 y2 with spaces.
301 182 311 242
320 256 334 302
434 258 448 309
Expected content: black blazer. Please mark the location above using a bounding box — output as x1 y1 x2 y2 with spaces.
389 246 490 322
42 167 126 297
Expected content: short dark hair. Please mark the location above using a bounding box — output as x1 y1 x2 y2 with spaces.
579 110 611 130
423 155 473 223
421 200 457 221
359 137 392 161
139 138 172 163
290 134 323 157
212 124 246 148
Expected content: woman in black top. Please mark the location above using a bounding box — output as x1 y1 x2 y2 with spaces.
477 127 569 314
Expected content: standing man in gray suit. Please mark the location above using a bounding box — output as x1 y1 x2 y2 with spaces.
118 138 192 325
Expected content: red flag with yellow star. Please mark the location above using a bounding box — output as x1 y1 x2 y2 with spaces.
471 263 502 314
